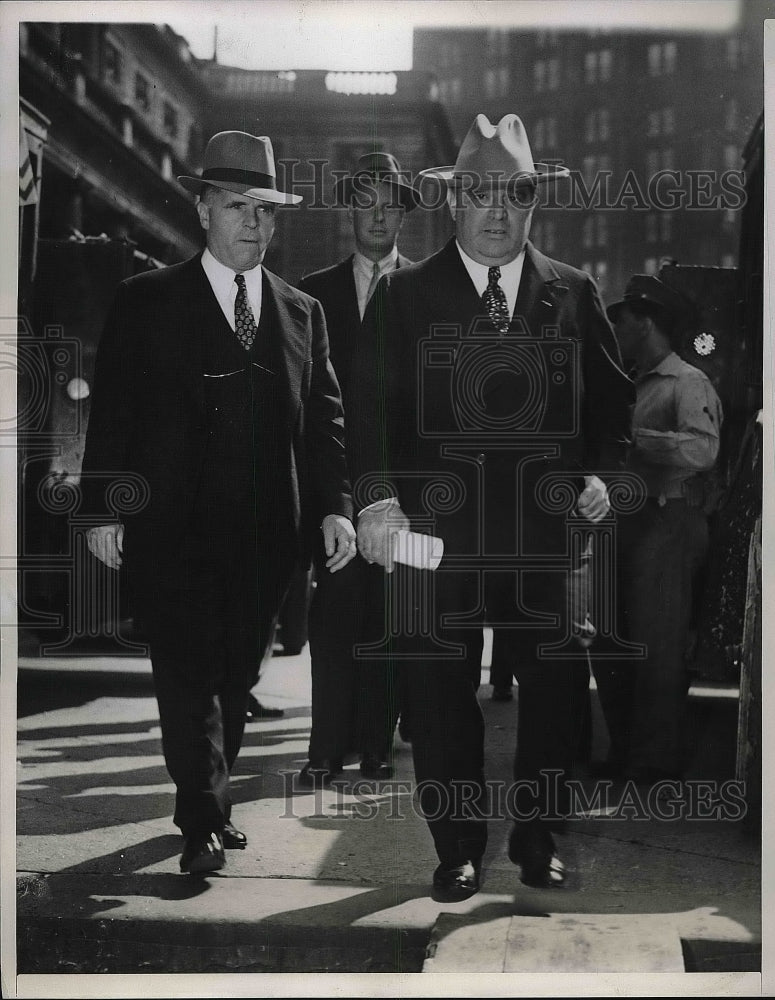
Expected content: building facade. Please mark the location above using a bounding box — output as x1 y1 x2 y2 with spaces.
413 9 764 300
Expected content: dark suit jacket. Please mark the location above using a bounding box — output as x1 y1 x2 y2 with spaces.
352 238 634 556
80 252 352 590
298 253 412 413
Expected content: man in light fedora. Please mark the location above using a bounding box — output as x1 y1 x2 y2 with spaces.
353 114 634 898
295 151 421 788
81 131 356 874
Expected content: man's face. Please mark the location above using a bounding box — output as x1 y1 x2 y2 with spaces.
197 187 276 272
348 180 406 260
450 184 536 266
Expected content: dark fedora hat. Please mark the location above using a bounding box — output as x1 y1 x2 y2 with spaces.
606 274 697 325
178 131 302 205
419 113 570 188
334 152 421 211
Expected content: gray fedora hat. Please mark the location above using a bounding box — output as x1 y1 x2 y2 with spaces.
178 131 302 205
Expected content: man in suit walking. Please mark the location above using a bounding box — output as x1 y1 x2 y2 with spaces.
82 131 356 874
355 114 634 899
296 153 420 786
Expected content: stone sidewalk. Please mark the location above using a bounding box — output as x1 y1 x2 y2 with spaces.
9 639 764 996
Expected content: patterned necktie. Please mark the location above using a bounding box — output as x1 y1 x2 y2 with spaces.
366 261 381 303
482 266 510 334
234 273 257 350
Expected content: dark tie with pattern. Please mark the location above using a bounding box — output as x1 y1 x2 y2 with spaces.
482 266 510 334
234 273 257 350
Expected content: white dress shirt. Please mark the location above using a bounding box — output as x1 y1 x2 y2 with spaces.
353 247 400 319
201 247 263 331
455 241 526 319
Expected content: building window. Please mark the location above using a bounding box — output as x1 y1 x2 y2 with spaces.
599 109 610 141
645 213 658 243
725 99 738 132
534 60 546 92
647 150 659 176
499 66 510 95
547 117 557 149
582 217 594 249
597 215 608 247
726 37 741 70
584 111 596 144
664 41 677 74
584 51 597 84
649 41 678 76
647 110 660 137
163 101 179 139
644 257 658 275
484 68 497 98
103 39 122 85
663 107 675 134
721 253 736 268
599 49 613 81
135 73 151 112
449 77 462 104
723 144 739 169
547 57 560 90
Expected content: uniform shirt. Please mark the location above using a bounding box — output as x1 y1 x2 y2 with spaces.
353 247 399 319
627 351 723 501
201 247 263 331
456 241 526 319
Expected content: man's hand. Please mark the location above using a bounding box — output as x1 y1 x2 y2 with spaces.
356 500 410 573
577 475 611 523
87 523 124 570
321 514 357 573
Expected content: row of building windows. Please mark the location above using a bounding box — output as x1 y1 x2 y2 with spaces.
585 108 611 143
103 36 183 140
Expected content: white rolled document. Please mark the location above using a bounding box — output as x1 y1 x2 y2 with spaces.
392 529 444 571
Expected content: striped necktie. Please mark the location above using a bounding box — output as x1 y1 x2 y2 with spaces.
234 273 257 350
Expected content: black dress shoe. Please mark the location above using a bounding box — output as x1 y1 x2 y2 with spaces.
246 693 285 720
222 822 247 849
508 823 566 888
360 754 394 780
180 832 225 874
432 860 481 902
297 758 343 788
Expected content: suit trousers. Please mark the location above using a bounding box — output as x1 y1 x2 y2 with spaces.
139 535 283 838
390 563 590 867
307 543 401 764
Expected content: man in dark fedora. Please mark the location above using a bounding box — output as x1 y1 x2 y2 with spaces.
353 114 634 898
595 274 723 785
295 152 421 786
81 131 356 874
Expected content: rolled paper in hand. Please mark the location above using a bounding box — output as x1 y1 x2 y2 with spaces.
392 530 444 571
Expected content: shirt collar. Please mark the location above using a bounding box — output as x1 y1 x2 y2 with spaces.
353 247 399 279
455 241 526 292
201 247 263 299
638 350 683 380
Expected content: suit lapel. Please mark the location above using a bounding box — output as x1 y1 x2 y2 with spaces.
515 243 567 335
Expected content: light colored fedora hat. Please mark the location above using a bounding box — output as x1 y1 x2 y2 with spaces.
419 114 570 187
178 131 302 205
